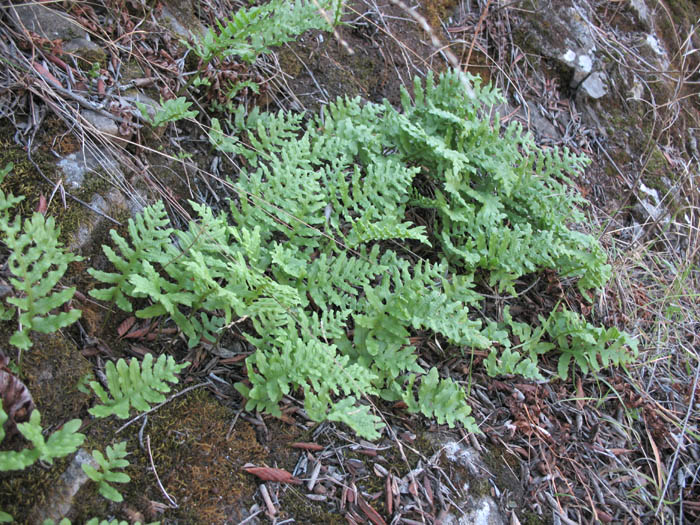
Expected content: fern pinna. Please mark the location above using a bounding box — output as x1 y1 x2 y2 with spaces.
91 70 637 439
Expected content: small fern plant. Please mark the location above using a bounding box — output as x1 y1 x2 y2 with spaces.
81 441 130 502
190 0 341 64
0 163 82 351
0 406 85 521
185 0 341 108
87 353 189 419
0 406 84 472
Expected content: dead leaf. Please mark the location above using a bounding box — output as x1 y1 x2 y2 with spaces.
36 195 47 215
242 465 301 485
0 366 35 438
290 442 324 451
117 316 137 338
32 61 62 89
357 496 386 525
576 377 585 410
123 321 154 340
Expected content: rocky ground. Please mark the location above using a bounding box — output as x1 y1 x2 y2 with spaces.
0 0 698 524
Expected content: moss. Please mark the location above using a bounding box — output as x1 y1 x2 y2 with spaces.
420 0 459 32
279 487 346 524
0 454 75 523
0 331 91 523
76 388 269 523
0 117 126 250
20 333 93 423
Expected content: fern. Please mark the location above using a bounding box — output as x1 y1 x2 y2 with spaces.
91 70 637 439
88 354 189 419
1 404 84 523
190 0 341 64
82 441 131 502
136 97 198 127
544 309 639 380
0 407 84 471
401 368 477 430
0 164 82 350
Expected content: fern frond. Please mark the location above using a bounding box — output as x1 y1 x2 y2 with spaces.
2 212 82 350
401 368 478 432
88 354 189 419
0 408 84 471
82 441 131 502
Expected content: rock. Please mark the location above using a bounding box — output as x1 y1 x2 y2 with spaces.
8 2 87 41
122 92 162 121
526 101 560 140
27 448 98 524
579 71 608 99
159 4 207 41
441 496 505 525
62 38 107 64
632 181 666 223
429 438 507 525
629 0 653 29
81 109 119 136
58 148 123 190
515 0 598 88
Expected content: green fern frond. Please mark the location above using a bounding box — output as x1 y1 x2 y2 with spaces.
82 441 130 502
89 201 176 312
0 163 82 350
88 354 189 419
191 0 341 64
0 408 84 471
401 368 478 432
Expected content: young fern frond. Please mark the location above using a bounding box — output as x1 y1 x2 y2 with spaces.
0 407 84 471
0 164 82 350
190 0 341 64
88 354 189 419
82 441 131 502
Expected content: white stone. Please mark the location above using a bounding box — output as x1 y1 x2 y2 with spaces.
580 72 607 99
561 49 576 63
646 34 665 56
577 54 593 73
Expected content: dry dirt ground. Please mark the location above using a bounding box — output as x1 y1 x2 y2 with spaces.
0 0 698 524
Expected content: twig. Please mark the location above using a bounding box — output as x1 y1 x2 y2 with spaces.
116 381 211 433
146 434 178 508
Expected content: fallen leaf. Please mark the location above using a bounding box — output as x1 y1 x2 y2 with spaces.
290 442 324 451
576 377 585 410
36 195 47 215
32 61 62 89
117 316 137 338
0 367 35 438
357 495 386 525
242 466 302 484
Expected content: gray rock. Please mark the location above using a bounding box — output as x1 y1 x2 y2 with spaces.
81 109 119 136
62 38 106 64
8 2 87 41
57 154 88 190
629 0 652 28
579 71 608 99
517 1 598 87
27 448 98 523
58 148 123 190
442 496 505 525
159 5 207 40
122 92 161 120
